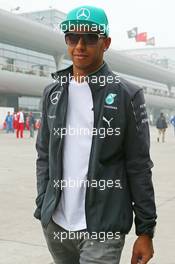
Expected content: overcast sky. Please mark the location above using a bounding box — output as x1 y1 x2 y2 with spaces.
0 0 174 50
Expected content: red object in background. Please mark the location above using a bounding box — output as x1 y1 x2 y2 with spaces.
13 114 18 129
35 119 41 129
16 111 24 138
16 123 24 138
26 117 30 130
135 32 147 42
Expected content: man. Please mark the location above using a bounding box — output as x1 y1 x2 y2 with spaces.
156 112 168 143
13 112 18 131
5 112 13 133
16 108 25 138
170 115 175 136
34 5 157 264
28 112 35 138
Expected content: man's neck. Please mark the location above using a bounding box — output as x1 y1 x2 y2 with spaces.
72 62 104 83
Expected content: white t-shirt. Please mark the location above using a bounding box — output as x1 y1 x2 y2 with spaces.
52 79 94 231
18 111 24 123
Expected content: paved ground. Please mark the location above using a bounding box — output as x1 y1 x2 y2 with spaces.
0 126 175 264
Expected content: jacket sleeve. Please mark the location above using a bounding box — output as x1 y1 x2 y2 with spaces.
33 87 50 220
124 89 157 238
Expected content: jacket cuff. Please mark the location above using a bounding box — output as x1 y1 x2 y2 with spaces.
136 226 156 239
33 208 41 220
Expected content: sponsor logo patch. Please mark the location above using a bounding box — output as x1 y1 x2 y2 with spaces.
105 93 117 105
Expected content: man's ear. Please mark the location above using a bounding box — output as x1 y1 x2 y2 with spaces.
104 37 111 51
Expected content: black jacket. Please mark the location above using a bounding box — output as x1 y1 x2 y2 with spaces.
156 116 167 129
34 62 157 238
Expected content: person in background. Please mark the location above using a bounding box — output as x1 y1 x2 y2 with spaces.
13 112 18 132
28 112 35 138
16 108 25 138
156 112 168 143
170 115 175 136
5 112 13 133
25 116 30 131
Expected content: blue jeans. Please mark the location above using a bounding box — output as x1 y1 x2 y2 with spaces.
42 218 125 264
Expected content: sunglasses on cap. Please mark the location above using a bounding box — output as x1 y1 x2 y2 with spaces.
65 32 106 47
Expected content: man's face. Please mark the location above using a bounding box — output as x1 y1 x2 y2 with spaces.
65 28 111 73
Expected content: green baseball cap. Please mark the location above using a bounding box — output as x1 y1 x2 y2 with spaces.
60 5 109 36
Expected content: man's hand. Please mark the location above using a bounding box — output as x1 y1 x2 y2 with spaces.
131 235 154 264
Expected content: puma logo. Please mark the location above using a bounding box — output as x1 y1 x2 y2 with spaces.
103 116 114 127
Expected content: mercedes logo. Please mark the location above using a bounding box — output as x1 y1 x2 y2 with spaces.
50 91 61 105
76 8 90 20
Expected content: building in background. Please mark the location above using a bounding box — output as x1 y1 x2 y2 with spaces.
0 8 175 125
0 9 68 115
123 47 175 72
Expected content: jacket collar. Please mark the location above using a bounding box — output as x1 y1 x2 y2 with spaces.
51 61 113 90
51 64 73 81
